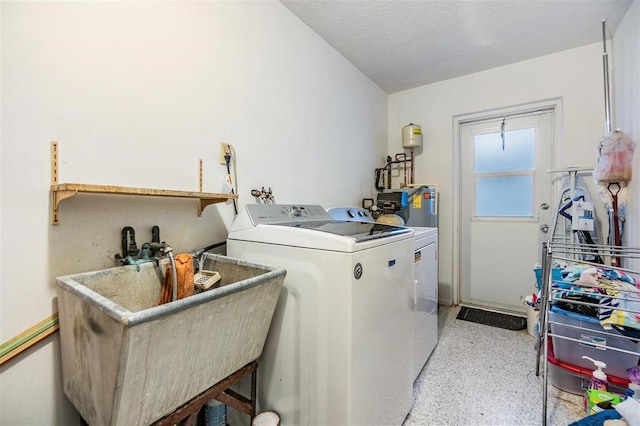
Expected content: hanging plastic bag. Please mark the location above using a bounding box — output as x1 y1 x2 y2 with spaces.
593 130 636 183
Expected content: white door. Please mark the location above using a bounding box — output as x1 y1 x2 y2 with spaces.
460 110 554 313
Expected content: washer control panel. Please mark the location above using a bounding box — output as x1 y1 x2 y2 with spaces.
327 207 374 223
246 204 333 225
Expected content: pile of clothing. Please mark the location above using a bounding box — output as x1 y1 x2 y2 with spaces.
552 263 640 333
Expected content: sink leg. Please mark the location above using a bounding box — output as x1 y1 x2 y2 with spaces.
152 361 258 426
250 366 257 421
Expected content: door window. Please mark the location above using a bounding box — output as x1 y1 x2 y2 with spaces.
474 128 535 217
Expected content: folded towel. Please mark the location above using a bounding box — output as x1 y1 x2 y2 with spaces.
175 254 195 300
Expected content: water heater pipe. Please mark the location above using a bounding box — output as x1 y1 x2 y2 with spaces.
410 148 415 185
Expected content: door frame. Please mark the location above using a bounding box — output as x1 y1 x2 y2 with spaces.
451 98 563 306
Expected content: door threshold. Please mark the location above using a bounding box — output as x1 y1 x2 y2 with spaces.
459 303 526 318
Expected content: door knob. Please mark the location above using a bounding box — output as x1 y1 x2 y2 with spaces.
540 224 549 233
540 203 550 210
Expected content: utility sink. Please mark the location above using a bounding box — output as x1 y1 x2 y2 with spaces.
56 253 285 426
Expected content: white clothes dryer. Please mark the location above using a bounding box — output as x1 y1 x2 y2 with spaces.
227 204 415 426
411 226 438 381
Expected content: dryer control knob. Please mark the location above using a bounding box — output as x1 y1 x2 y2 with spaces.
289 206 302 217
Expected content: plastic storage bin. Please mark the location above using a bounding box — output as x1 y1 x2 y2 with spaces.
547 339 629 395
534 267 564 290
549 305 640 378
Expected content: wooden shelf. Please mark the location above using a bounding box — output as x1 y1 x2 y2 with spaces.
50 183 237 225
49 142 237 225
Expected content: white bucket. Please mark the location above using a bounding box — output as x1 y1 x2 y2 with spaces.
526 306 540 336
253 411 281 426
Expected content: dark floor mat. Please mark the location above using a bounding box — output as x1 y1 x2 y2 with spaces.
456 306 527 331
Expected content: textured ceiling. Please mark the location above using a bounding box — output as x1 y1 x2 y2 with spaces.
281 0 633 93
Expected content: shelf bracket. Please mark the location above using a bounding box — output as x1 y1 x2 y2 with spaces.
51 189 78 225
199 198 224 216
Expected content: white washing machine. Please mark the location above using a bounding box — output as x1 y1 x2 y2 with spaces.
227 204 415 426
329 207 438 382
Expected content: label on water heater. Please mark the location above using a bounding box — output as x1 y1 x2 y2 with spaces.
413 195 422 209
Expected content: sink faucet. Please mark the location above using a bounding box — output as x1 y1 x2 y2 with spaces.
116 226 170 268
116 226 137 265
114 226 178 301
164 244 177 301
122 226 139 258
143 241 170 259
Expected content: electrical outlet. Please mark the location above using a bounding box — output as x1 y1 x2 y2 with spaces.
219 143 231 165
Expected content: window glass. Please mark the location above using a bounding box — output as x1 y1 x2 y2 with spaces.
474 127 535 217
476 175 534 217
475 128 535 173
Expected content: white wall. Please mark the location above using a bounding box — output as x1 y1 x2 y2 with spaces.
389 43 615 305
0 2 387 424
613 0 640 261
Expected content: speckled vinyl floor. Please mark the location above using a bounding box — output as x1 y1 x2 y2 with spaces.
403 305 586 426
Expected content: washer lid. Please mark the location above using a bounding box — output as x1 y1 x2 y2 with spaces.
228 204 413 251
275 220 410 242
244 204 409 241
228 221 413 251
